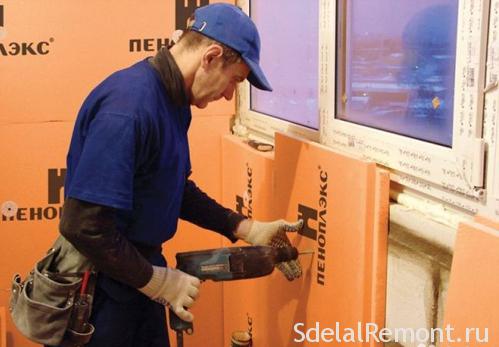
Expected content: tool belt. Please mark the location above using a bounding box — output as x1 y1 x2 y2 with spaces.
9 235 96 347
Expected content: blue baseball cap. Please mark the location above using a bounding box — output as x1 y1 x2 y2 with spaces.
190 3 272 91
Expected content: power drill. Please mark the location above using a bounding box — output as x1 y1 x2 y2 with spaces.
169 245 306 347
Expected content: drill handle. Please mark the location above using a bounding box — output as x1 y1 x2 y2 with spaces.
169 308 194 335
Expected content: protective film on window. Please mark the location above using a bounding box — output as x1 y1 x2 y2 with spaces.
250 0 319 130
336 0 458 147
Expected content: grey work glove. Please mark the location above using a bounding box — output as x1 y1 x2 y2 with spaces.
242 219 304 281
138 266 201 322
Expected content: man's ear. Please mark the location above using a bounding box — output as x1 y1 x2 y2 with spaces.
202 44 224 69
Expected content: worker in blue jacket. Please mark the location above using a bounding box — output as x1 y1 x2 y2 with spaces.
57 4 302 347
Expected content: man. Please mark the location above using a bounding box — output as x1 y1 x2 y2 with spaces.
59 3 302 347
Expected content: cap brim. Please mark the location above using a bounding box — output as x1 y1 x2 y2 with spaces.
242 56 273 91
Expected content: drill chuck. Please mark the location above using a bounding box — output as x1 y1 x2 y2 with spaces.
273 246 299 263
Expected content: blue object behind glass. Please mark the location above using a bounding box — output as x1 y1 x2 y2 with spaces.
336 0 458 147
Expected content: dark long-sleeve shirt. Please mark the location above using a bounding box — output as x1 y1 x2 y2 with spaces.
60 180 245 288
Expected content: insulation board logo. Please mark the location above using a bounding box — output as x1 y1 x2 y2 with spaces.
297 167 328 285
1 169 66 222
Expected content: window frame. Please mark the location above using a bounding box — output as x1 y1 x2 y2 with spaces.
236 0 497 216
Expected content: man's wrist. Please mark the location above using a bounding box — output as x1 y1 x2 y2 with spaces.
138 265 167 298
234 219 253 241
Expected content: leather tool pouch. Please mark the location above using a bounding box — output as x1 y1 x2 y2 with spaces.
9 235 96 346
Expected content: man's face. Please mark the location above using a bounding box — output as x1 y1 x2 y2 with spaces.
190 46 250 109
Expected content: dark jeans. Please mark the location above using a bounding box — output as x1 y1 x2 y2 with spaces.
47 282 170 347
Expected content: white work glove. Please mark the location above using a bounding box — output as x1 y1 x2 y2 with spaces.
241 219 304 281
138 266 200 322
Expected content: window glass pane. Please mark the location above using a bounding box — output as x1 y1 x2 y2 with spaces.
336 0 458 147
250 0 319 129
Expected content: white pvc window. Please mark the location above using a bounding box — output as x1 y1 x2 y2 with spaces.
237 0 499 217
323 0 492 214
250 0 320 130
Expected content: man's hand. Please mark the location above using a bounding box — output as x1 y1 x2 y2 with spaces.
235 219 304 281
138 266 200 322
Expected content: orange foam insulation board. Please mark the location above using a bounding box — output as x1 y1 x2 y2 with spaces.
441 220 499 347
221 133 390 346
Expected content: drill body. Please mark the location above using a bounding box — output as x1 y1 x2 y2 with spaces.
176 245 298 281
